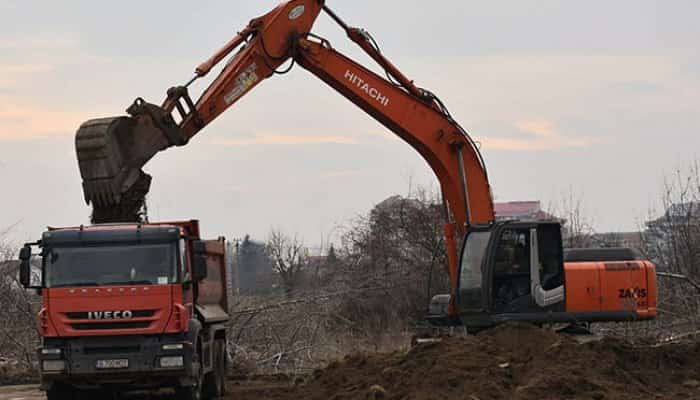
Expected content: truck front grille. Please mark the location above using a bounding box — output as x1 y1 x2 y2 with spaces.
84 345 141 354
65 310 156 319
71 321 152 331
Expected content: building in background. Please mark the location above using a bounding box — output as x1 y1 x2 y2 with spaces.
644 202 700 272
591 232 644 250
494 201 559 222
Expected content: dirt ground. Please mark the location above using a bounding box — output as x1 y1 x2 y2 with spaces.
2 324 700 400
225 324 700 400
0 362 34 387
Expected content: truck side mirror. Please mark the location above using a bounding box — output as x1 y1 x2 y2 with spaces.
19 245 32 288
192 241 208 282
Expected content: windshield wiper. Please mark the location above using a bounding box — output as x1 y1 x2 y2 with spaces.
108 280 154 286
51 282 100 288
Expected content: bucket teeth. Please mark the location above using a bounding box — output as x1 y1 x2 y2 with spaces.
89 171 151 224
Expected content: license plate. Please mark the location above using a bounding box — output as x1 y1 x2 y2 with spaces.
96 359 129 370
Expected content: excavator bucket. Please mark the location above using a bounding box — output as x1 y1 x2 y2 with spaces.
75 113 170 223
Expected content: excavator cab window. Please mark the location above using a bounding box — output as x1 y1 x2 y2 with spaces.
458 229 492 312
492 228 532 313
529 223 566 309
537 224 564 291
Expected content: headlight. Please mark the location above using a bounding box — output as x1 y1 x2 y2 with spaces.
42 360 65 372
41 348 62 355
159 356 184 368
162 343 184 351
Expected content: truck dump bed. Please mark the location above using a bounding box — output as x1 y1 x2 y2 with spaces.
194 239 229 323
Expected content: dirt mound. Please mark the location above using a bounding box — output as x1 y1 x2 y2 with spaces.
227 324 700 400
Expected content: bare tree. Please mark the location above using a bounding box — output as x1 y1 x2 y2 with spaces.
266 230 307 297
0 227 39 372
333 186 449 334
641 162 700 331
548 189 596 248
644 162 700 280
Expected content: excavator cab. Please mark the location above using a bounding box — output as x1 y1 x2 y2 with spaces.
455 221 566 329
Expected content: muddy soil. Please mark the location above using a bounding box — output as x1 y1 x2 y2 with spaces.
0 363 36 387
3 324 699 399
226 324 700 400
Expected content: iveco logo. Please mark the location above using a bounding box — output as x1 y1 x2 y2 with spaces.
88 310 134 320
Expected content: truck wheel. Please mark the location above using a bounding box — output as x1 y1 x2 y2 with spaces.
217 339 227 396
214 339 227 396
203 339 226 398
176 385 202 400
177 358 203 400
46 383 73 400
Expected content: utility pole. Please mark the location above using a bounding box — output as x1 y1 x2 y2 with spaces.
228 237 243 296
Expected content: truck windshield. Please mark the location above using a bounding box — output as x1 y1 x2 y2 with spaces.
44 243 177 288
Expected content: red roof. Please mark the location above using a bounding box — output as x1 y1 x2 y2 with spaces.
494 201 559 221
495 201 542 217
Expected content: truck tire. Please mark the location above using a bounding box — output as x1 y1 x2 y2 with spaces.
47 384 89 400
176 385 202 400
203 339 226 398
47 384 70 400
177 343 204 400
216 339 227 396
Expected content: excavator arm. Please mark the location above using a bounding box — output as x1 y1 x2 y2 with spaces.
75 0 495 316
76 1 326 221
293 32 495 292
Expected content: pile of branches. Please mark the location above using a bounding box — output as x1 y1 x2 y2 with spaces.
226 289 416 375
227 189 447 373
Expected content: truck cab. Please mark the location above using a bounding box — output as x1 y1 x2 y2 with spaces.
19 220 229 400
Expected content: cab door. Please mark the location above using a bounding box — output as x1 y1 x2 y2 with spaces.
487 222 565 315
529 224 565 310
457 229 492 313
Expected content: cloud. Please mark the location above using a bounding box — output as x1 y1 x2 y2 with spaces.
480 119 599 151
0 64 54 88
0 64 53 74
515 119 559 138
209 134 357 147
0 98 84 140
0 35 79 50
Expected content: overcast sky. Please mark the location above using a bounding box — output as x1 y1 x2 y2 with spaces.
1 1 699 246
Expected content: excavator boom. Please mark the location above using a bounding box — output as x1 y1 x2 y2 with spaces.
75 0 494 305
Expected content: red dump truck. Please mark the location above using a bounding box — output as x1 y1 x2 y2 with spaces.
18 220 229 400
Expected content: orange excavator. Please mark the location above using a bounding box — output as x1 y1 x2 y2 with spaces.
74 0 656 330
